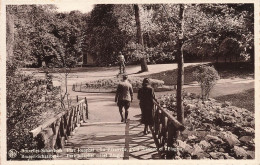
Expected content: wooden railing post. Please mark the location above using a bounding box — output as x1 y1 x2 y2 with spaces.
29 97 88 156
150 99 185 159
85 97 88 119
52 118 61 149
166 122 176 159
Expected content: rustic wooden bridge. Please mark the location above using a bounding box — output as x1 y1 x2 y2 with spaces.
30 97 185 160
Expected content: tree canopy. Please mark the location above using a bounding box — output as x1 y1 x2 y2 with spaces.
6 3 254 67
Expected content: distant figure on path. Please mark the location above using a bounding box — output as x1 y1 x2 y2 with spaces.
115 75 133 123
138 78 156 135
45 71 53 92
118 52 126 74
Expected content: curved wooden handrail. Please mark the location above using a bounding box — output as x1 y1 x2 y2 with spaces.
150 99 185 159
29 97 88 150
153 100 185 131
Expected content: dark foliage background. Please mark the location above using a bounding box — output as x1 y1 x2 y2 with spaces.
6 4 254 67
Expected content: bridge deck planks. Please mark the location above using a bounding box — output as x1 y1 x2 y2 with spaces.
55 120 159 160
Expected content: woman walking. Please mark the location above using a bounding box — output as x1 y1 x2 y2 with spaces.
137 78 156 135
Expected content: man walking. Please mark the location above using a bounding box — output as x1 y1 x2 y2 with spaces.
118 52 126 74
115 75 133 123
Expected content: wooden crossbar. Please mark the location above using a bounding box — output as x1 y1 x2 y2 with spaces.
29 97 88 150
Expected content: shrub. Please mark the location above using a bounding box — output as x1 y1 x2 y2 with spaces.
84 77 164 89
6 61 60 160
193 65 220 100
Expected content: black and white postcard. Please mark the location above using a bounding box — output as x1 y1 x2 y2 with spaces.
1 0 259 164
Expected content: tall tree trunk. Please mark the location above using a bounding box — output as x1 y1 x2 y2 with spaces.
6 13 14 63
216 52 219 63
177 4 185 124
134 4 148 72
250 46 254 64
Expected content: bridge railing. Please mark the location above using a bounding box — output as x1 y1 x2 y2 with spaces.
150 99 185 159
29 97 88 150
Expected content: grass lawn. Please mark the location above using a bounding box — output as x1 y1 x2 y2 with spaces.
213 62 254 79
142 62 254 85
141 65 199 85
214 88 254 112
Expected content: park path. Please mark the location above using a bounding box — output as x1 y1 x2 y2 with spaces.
54 75 254 160
23 63 254 98
51 63 254 160
25 63 202 86
24 63 254 97
56 92 159 160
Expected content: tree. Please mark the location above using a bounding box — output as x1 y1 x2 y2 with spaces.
6 5 88 68
6 5 60 67
134 4 148 72
160 4 185 124
6 13 15 62
219 38 240 62
85 4 130 66
176 4 185 124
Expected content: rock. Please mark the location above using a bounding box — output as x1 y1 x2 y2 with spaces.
219 131 240 147
216 127 224 131
208 98 216 102
223 153 235 159
205 135 224 144
177 140 193 154
242 146 248 150
199 140 211 150
224 115 235 121
247 151 255 159
219 155 225 159
219 148 225 152
209 152 224 159
214 114 225 126
223 118 236 126
233 146 248 159
231 111 240 118
188 135 197 141
191 144 203 156
246 117 253 122
239 136 253 143
186 104 197 110
214 106 222 112
202 123 211 131
222 101 231 107
190 93 197 98
242 127 254 135
175 156 181 159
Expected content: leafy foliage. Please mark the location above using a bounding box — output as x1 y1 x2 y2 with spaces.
85 4 130 66
7 4 254 66
113 4 254 64
7 5 88 67
6 62 61 159
193 65 220 100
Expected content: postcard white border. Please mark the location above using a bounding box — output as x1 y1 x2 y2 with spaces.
0 0 259 164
